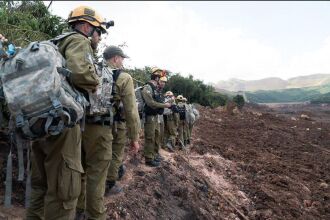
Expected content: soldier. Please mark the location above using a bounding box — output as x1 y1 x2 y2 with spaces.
155 76 167 159
26 6 110 220
183 97 191 145
163 91 178 151
142 67 171 167
187 103 199 144
176 95 186 149
102 46 141 195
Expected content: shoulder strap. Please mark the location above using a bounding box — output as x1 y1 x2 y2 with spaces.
111 69 122 96
112 69 122 82
50 32 77 45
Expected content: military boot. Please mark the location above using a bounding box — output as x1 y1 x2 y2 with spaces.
154 154 164 162
166 140 174 152
145 159 160 167
75 209 85 220
118 164 126 180
105 180 123 196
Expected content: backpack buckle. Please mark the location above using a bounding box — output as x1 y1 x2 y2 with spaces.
30 43 40 51
52 99 62 110
15 114 24 128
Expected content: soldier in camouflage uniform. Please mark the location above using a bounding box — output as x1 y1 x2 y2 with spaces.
155 76 167 160
163 91 178 151
102 46 141 195
176 95 186 149
142 68 171 167
183 97 191 145
26 6 110 220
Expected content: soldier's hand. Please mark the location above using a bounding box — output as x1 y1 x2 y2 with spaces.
165 103 171 108
0 34 8 43
130 140 140 155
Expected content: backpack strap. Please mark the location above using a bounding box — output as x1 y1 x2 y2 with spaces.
111 69 122 96
25 145 31 208
4 132 14 207
16 134 25 181
50 32 77 45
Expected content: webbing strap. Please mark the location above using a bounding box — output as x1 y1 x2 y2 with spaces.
21 122 37 139
25 146 31 208
44 115 54 134
49 120 64 136
16 135 25 181
4 133 14 207
0 104 3 128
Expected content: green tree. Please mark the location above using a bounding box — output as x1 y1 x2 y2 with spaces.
233 95 245 110
0 0 67 47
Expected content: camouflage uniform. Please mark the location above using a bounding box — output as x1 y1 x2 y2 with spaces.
76 70 121 219
157 114 165 152
107 67 140 183
163 96 177 149
26 32 98 220
176 101 186 148
184 103 191 144
141 83 168 162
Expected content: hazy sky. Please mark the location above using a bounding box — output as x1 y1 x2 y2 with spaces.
44 1 330 83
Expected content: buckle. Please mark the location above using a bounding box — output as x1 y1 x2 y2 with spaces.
16 114 24 128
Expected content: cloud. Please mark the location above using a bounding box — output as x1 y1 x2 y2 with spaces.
278 36 330 79
46 1 330 83
98 2 283 83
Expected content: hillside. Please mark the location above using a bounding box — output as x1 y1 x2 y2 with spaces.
245 84 330 103
215 74 330 92
1 104 330 219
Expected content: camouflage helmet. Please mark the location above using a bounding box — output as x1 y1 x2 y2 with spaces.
176 95 184 101
165 91 173 96
68 6 114 34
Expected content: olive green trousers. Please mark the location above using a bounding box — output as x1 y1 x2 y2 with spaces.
76 123 113 220
26 125 83 220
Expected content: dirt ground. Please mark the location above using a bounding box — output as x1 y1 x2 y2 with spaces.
0 103 329 220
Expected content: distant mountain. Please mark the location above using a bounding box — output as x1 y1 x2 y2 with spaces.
215 74 330 92
245 83 330 103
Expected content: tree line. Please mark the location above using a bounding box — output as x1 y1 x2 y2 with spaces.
0 0 248 108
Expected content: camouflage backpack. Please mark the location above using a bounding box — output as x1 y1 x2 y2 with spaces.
86 62 123 127
87 61 114 116
163 96 173 115
0 33 87 140
135 86 144 118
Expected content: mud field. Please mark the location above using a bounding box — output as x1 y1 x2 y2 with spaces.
0 103 329 220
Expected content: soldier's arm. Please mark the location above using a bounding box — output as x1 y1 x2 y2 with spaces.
117 73 141 141
62 36 99 92
141 86 168 109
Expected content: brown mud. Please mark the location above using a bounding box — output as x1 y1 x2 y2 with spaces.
0 103 329 220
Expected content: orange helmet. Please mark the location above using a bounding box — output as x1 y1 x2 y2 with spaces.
68 6 114 33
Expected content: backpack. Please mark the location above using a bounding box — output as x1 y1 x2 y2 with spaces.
0 32 87 140
163 96 172 115
135 86 144 118
87 61 114 116
185 104 195 125
177 103 186 120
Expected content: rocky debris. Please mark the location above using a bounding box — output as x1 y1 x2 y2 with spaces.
1 103 330 220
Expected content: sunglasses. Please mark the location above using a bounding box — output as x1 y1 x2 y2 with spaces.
95 28 102 36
